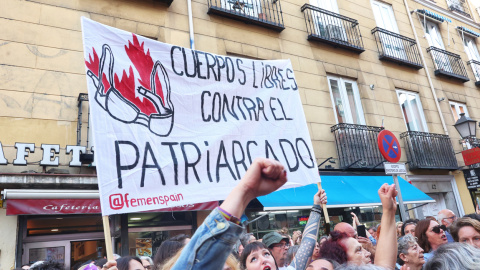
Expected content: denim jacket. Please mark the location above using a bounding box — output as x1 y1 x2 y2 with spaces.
171 208 244 270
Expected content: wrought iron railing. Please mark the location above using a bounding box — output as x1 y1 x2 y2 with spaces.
371 27 423 69
331 124 385 170
426 46 469 82
448 0 471 17
467 60 480 86
207 0 284 31
301 4 364 53
400 131 458 170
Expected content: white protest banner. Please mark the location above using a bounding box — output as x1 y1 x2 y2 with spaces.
81 17 320 216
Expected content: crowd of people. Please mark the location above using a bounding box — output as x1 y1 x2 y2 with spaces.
20 158 480 270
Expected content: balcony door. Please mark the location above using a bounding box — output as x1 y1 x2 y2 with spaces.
424 20 453 73
396 90 428 132
310 0 347 43
220 0 262 18
463 35 480 81
371 0 406 60
328 76 365 125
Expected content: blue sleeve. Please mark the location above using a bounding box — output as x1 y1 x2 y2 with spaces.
369 235 377 246
171 208 244 270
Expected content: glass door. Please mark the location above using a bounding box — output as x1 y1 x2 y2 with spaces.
463 36 480 81
310 0 347 42
424 20 453 73
371 0 406 60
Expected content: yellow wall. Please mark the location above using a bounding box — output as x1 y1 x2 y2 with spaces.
453 171 476 213
0 209 18 270
1 0 479 208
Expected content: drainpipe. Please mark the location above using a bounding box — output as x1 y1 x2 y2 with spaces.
403 0 449 135
187 0 195 50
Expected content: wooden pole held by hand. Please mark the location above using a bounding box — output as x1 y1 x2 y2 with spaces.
102 215 114 261
317 182 330 224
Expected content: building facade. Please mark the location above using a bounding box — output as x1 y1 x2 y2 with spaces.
2 0 480 268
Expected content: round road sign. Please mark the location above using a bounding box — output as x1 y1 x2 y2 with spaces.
377 130 401 163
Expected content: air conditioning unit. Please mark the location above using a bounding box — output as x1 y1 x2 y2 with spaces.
326 24 347 42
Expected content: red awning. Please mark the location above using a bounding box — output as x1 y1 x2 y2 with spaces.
6 199 218 215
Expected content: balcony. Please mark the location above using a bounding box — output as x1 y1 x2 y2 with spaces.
400 131 458 170
207 0 284 32
467 60 480 86
371 27 423 69
426 47 469 82
301 4 364 53
331 124 385 170
448 0 471 17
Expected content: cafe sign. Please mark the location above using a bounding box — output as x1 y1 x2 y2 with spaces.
462 147 480 166
0 142 94 167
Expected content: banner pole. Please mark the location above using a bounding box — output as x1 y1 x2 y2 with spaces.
102 215 114 261
317 182 330 234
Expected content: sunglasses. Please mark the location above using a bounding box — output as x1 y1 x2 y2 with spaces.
431 225 447 234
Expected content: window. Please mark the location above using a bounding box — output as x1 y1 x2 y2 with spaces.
327 76 365 124
396 90 428 132
310 0 338 12
447 0 471 16
462 35 480 80
220 0 262 17
371 0 398 33
450 101 469 122
423 20 445 49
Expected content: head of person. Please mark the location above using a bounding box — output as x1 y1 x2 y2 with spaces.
416 219 447 253
224 254 241 270
240 233 256 248
319 235 328 246
367 227 377 239
401 219 419 237
139 256 153 270
396 221 404 236
305 259 338 270
262 232 289 267
438 209 457 227
334 222 357 238
450 217 480 248
30 260 64 270
320 231 371 266
397 234 425 269
463 213 480 222
423 242 480 270
153 237 187 268
312 241 321 260
241 241 278 270
285 245 299 266
116 256 143 270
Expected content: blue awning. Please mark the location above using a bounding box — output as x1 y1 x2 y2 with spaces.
257 175 434 210
417 9 452 23
457 26 480 37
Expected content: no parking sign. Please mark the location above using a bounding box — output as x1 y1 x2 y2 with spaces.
377 130 401 163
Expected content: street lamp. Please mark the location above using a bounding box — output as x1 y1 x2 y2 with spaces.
454 113 477 139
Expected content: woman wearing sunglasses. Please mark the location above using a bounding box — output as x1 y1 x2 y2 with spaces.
416 219 448 262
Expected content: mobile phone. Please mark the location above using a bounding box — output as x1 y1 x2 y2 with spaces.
357 225 367 238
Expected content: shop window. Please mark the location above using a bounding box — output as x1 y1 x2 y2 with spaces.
327 75 365 125
396 90 428 132
26 215 103 236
